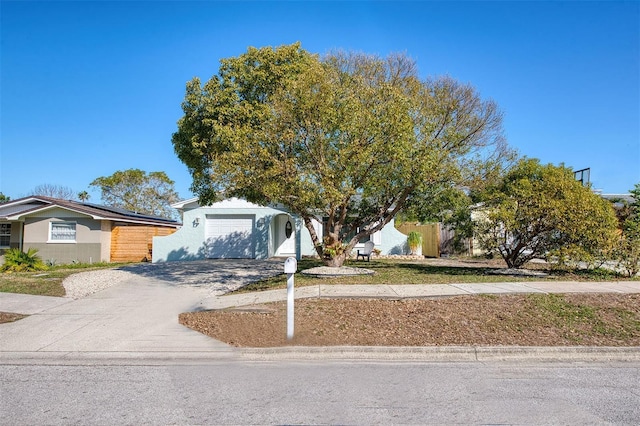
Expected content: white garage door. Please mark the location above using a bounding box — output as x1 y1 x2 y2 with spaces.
204 215 254 258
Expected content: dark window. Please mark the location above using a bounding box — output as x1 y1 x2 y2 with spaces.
0 223 10 247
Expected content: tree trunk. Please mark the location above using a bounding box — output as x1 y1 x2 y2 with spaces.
504 251 527 269
324 252 348 267
504 256 515 268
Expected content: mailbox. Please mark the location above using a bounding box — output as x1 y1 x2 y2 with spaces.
284 257 297 274
284 256 297 340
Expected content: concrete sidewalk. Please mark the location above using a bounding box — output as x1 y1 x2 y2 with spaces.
202 280 640 310
1 279 639 363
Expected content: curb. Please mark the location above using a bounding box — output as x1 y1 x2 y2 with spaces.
237 346 640 362
235 346 640 362
0 351 236 365
2 346 639 364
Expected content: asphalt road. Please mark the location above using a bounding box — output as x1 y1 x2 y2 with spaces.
1 359 639 425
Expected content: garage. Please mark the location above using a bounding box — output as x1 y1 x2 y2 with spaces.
204 215 255 258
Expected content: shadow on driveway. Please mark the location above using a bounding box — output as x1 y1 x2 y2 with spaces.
116 259 285 295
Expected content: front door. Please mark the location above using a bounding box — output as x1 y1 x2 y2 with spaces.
274 215 296 257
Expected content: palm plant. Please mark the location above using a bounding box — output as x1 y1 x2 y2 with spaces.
1 248 47 272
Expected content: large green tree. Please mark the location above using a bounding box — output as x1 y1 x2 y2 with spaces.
614 183 640 276
90 169 180 220
474 158 618 269
173 43 507 266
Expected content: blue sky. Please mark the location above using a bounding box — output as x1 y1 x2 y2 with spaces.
1 1 638 202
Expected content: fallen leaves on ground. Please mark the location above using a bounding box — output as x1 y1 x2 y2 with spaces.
0 312 27 324
179 294 640 347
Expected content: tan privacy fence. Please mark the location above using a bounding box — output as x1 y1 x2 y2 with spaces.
111 225 176 262
396 222 474 258
396 223 440 257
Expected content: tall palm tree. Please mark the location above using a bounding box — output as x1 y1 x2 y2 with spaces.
77 191 90 202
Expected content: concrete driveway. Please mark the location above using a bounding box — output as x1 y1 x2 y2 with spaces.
0 260 285 360
118 259 285 294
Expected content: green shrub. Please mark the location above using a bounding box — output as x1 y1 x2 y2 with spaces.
50 261 115 270
1 248 48 272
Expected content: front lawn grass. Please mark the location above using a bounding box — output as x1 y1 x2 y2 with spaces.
0 263 130 297
0 271 68 297
237 258 631 293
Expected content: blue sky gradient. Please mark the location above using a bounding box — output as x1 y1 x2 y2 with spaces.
1 1 638 201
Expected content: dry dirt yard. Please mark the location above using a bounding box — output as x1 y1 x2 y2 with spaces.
180 257 640 347
3 257 637 345
180 294 640 348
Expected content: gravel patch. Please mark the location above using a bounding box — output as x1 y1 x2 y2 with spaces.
301 266 375 277
63 269 136 299
63 260 285 299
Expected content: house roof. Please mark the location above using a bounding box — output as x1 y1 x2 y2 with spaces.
600 193 635 203
171 196 296 215
0 196 180 227
171 197 200 210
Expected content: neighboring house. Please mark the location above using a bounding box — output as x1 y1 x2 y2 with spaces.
601 193 635 207
152 197 409 262
0 196 180 264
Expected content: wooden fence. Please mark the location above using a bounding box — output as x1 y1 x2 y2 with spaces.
111 225 176 262
396 223 471 258
396 222 440 257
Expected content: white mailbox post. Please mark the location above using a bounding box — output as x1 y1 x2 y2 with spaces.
284 257 297 340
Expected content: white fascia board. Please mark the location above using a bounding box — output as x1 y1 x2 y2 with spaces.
0 196 49 211
171 197 200 209
1 196 46 206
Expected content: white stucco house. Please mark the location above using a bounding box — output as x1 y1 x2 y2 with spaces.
152 197 409 262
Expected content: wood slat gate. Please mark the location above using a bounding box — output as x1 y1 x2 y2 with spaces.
111 225 176 262
396 223 440 257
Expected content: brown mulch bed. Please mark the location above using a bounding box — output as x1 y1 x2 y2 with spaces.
0 312 27 324
179 294 640 347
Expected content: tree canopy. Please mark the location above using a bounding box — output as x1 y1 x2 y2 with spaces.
90 169 180 220
173 43 508 266
474 158 618 268
614 183 640 276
